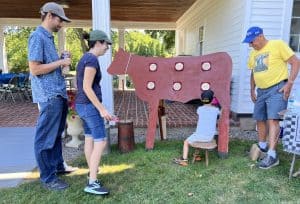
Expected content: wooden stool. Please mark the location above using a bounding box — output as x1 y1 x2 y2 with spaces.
190 140 217 166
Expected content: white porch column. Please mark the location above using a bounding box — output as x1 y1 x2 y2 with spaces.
57 28 66 54
175 30 185 56
118 28 127 90
92 0 114 114
0 25 8 73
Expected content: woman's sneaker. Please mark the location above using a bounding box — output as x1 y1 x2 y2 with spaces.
84 180 109 195
86 171 99 185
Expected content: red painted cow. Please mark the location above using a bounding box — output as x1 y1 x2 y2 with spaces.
108 48 232 156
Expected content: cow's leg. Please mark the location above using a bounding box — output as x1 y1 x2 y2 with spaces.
145 100 159 150
218 108 229 158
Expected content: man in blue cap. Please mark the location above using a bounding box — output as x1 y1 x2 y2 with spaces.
243 26 299 169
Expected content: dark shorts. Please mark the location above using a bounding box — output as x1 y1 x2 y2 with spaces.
253 80 287 121
75 103 106 142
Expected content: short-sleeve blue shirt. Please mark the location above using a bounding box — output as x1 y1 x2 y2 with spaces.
75 52 102 104
28 26 67 103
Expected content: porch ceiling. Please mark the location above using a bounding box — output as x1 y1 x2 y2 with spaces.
0 0 196 22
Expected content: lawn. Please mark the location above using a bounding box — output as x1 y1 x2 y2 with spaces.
1 139 299 204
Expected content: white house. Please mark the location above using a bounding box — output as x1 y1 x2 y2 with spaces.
176 0 298 115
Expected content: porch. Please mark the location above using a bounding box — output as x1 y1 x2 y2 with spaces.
0 90 198 128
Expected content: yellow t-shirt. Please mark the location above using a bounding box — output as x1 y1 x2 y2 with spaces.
247 40 294 89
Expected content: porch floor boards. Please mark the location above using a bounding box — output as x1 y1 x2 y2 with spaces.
0 90 198 128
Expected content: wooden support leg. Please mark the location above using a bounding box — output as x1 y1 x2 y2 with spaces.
218 108 229 158
205 150 209 167
145 100 159 150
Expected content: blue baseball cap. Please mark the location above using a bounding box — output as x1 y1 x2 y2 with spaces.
242 26 263 43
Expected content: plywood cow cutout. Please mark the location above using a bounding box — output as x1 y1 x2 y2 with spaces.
108 48 232 156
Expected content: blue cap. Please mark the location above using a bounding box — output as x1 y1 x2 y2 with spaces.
242 26 263 43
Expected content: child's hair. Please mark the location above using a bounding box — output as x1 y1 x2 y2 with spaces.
201 90 214 104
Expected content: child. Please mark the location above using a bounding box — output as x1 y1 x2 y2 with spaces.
174 90 221 166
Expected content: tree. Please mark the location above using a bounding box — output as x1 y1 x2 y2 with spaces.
66 28 119 71
65 28 86 71
4 27 173 74
125 30 168 57
5 26 34 73
145 30 175 55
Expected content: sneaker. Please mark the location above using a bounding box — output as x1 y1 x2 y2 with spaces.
258 145 268 160
57 162 79 175
258 155 279 169
86 170 99 185
173 157 188 166
249 144 268 161
43 178 69 191
84 180 109 195
258 145 268 153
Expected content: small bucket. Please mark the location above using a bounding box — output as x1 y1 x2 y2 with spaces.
118 120 135 153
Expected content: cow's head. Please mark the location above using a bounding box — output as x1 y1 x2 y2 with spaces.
107 48 131 75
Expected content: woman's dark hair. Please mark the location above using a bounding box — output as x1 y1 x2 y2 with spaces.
83 32 106 50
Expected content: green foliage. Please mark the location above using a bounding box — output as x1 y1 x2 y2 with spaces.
145 30 175 54
125 30 169 57
5 27 35 73
111 29 119 56
66 28 86 71
4 27 174 75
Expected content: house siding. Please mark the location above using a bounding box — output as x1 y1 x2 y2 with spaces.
176 0 247 113
176 0 294 114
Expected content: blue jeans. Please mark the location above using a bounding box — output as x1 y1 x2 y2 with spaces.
35 96 68 183
75 103 106 141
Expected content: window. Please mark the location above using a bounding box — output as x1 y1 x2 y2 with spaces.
290 0 300 52
199 26 204 55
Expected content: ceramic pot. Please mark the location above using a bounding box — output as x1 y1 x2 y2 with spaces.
66 115 84 148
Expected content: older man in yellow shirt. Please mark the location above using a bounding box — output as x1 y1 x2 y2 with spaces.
243 26 299 169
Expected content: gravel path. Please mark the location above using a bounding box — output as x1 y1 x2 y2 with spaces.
62 126 258 163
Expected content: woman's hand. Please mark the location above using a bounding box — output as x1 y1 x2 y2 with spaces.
99 108 113 121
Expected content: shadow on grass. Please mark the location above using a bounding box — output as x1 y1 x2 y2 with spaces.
1 139 300 203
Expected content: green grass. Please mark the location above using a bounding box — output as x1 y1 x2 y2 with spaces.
1 139 300 204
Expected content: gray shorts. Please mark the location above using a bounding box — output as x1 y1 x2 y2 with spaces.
253 80 287 121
